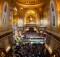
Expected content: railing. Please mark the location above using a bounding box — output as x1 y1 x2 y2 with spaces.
0 29 13 36
46 34 60 45
46 29 60 42
0 30 13 49
46 31 60 55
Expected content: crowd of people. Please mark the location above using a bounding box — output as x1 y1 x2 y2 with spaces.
12 43 50 57
12 27 49 57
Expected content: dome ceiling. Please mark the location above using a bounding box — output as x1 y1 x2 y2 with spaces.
15 0 42 5
14 0 50 6
9 0 50 18
13 0 50 9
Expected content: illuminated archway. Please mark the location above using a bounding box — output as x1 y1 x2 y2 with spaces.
24 10 39 25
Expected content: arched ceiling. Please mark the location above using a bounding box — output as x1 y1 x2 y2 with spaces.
16 0 41 5
24 10 39 19
7 0 50 18
14 0 50 5
12 0 50 8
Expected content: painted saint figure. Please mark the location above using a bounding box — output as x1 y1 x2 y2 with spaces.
3 15 6 25
2 2 8 27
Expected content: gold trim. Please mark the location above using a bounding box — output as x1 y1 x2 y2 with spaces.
16 2 44 7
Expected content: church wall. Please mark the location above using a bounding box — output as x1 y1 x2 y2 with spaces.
0 1 13 32
47 0 60 33
55 0 60 33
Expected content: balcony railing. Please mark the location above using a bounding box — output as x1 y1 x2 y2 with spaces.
46 29 60 42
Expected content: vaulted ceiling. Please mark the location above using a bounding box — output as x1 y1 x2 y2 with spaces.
13 0 50 8
7 0 50 18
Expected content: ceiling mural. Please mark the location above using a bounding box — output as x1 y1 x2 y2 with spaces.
11 0 50 19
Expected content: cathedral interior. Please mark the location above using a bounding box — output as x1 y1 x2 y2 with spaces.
0 0 60 57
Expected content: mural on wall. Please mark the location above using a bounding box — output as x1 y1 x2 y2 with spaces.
18 18 23 27
50 0 56 27
2 2 9 29
28 15 34 24
51 3 54 12
53 15 55 26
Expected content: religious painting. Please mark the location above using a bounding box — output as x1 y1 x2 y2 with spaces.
2 2 9 28
50 0 55 13
53 15 55 26
27 15 34 24
51 3 54 12
4 2 8 13
50 0 56 27
18 18 23 27
3 15 6 25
